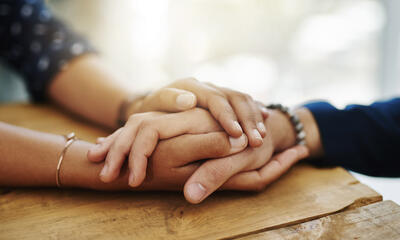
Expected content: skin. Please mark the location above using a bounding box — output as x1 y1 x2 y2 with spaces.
0 110 247 190
49 54 267 139
0 104 322 207
1 52 324 203
87 107 267 187
48 54 269 188
0 107 319 200
87 105 322 203
183 107 323 203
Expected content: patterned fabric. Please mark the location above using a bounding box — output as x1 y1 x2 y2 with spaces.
0 0 95 101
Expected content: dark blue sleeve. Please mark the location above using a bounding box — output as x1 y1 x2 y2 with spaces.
0 0 95 101
304 98 400 177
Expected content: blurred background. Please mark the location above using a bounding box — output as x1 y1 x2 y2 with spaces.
2 0 399 201
48 0 397 108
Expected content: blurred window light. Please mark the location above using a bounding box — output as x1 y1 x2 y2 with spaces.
48 0 386 106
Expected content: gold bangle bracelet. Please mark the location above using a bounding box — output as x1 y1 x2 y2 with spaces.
56 132 77 188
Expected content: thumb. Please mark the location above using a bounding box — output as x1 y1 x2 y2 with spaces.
140 87 197 112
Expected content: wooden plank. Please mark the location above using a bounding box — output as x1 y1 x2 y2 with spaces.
0 104 383 240
238 200 400 240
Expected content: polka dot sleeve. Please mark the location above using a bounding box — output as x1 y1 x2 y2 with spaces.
0 0 96 101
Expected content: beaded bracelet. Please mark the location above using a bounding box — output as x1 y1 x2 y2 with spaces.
266 104 306 146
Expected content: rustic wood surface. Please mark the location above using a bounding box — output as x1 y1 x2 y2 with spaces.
239 200 400 240
0 104 383 240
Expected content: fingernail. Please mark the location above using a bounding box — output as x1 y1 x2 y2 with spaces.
99 164 109 179
229 134 247 152
252 129 263 140
128 173 135 187
96 137 105 144
257 122 266 134
186 183 206 203
233 121 243 133
176 93 196 109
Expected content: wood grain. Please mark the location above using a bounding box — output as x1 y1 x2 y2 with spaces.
0 104 383 240
239 200 400 240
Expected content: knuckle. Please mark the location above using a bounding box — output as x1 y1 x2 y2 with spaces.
244 93 253 101
127 114 138 123
212 90 227 99
139 118 153 130
270 159 283 169
231 91 251 101
207 90 227 103
110 142 127 157
153 88 164 100
210 134 230 156
192 107 208 115
250 174 267 192
175 77 198 86
138 121 159 141
253 181 267 192
193 108 217 123
127 113 147 123
214 105 234 120
204 163 229 185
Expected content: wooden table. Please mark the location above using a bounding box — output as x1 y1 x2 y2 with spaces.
0 104 399 240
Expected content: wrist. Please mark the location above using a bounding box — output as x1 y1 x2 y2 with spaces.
267 109 297 153
60 140 96 189
267 107 323 158
116 94 147 128
62 140 131 190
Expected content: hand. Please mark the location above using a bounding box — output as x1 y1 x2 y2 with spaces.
74 131 306 193
87 108 248 187
140 135 306 191
182 109 310 203
78 131 249 191
128 78 269 147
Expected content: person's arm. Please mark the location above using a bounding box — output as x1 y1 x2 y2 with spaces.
304 98 400 177
1 0 268 140
0 0 193 128
47 55 137 129
0 121 248 191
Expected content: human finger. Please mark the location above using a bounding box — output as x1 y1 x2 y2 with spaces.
170 78 244 138
183 149 255 204
98 113 163 183
152 132 248 168
228 93 265 147
221 145 309 191
128 108 223 187
139 87 197 112
87 128 123 162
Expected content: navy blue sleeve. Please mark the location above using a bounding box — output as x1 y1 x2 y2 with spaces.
0 0 95 101
304 98 400 177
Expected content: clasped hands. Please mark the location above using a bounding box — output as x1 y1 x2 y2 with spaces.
87 78 309 204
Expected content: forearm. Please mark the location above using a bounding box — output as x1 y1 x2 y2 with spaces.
47 54 136 129
0 122 66 186
0 122 129 189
